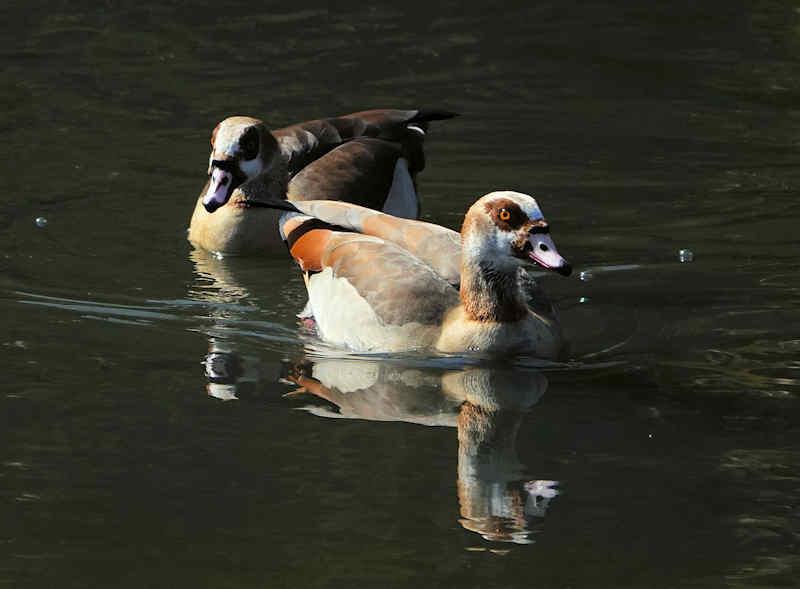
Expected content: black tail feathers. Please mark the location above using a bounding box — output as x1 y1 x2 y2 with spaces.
409 108 460 124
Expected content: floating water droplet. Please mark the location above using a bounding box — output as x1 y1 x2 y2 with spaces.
679 249 694 263
34 217 48 228
579 296 590 304
579 270 593 281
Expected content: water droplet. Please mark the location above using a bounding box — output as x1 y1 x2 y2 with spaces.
213 251 224 260
34 217 48 228
679 249 694 263
579 296 590 304
579 270 593 281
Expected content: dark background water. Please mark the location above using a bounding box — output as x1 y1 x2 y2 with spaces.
1 1 798 587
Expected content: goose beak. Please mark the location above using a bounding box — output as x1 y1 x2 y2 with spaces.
525 232 572 277
203 167 235 213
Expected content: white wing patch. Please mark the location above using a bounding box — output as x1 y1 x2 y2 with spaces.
311 361 381 393
306 267 439 352
382 158 419 219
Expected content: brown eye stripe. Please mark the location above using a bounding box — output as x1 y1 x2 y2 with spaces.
485 199 526 230
240 127 260 160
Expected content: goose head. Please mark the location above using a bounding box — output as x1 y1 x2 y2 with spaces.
461 191 572 277
202 116 282 213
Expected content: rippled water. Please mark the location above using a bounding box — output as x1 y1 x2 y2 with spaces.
1 2 798 587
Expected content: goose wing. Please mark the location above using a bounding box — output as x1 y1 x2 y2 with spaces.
272 108 457 176
287 200 462 286
286 137 404 212
282 202 559 322
283 221 459 336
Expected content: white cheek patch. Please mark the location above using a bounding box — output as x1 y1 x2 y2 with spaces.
493 232 520 270
239 156 263 179
463 229 518 270
492 230 516 256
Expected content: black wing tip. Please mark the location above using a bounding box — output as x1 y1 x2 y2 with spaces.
245 196 301 213
410 108 460 123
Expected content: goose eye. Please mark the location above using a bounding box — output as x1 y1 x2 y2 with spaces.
499 209 511 221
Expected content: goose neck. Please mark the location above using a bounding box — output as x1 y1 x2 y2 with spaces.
460 258 527 323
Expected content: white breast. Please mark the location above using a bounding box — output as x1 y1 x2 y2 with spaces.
306 267 439 352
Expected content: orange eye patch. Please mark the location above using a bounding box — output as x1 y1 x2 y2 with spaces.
499 209 511 221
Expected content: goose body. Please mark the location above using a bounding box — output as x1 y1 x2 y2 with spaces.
188 109 456 254
279 191 572 358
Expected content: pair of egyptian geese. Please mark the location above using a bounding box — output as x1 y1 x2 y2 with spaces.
188 109 572 359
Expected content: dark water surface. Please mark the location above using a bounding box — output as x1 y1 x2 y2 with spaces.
1 2 798 587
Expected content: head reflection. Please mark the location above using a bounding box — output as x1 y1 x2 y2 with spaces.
443 369 557 544
190 249 253 400
190 248 288 401
286 359 558 544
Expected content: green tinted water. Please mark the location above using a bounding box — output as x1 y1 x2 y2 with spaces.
1 2 797 587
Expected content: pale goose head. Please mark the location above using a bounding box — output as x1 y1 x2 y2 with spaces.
461 190 572 277
202 116 282 213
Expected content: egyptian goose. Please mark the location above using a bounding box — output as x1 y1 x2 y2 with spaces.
188 109 456 254
278 190 572 358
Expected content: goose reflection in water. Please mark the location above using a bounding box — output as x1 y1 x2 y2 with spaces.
190 250 559 542
189 249 281 401
286 359 558 544
189 249 254 304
